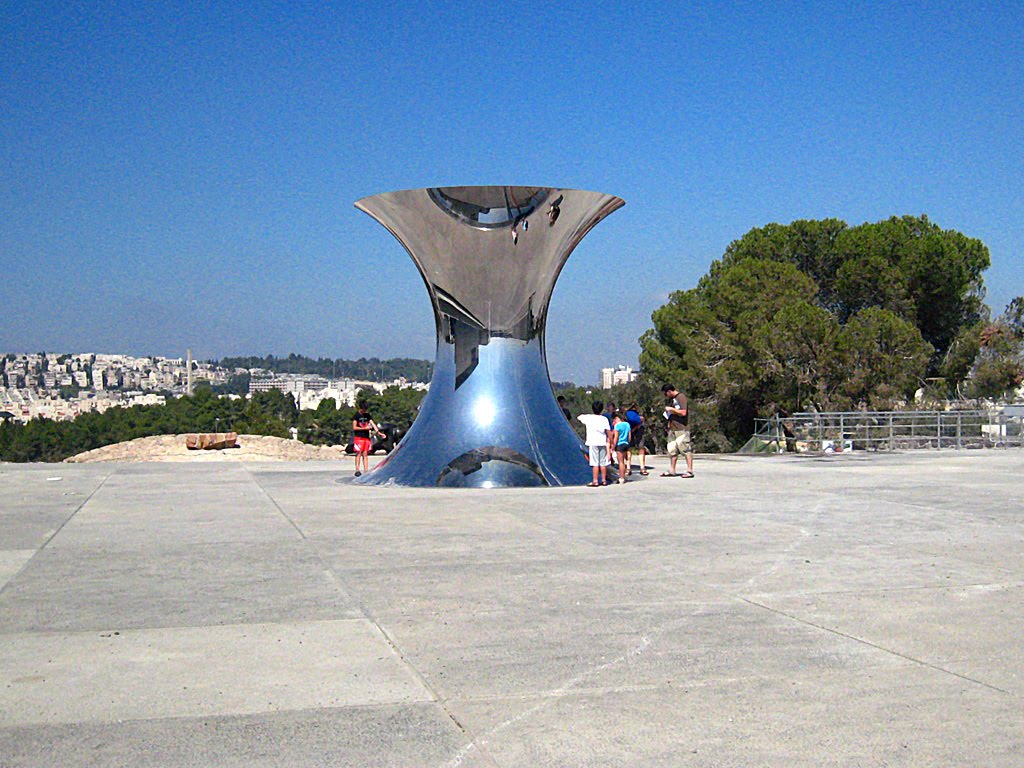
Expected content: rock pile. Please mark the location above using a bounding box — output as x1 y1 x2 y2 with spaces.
64 434 348 463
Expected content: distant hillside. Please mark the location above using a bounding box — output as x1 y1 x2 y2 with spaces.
214 354 433 383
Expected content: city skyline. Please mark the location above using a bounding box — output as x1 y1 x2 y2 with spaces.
0 348 631 386
0 350 434 424
3 3 1022 383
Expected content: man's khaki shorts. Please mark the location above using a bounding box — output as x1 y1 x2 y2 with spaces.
666 429 692 456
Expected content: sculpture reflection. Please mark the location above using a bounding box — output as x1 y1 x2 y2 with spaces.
353 186 625 488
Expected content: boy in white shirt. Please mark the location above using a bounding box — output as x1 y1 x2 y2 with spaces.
577 401 615 487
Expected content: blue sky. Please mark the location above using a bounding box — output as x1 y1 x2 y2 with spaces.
2 1 1021 383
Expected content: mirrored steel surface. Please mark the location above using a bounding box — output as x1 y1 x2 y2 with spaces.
353 186 625 488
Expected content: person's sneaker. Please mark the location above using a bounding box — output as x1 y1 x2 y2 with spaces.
617 477 626 484
354 471 362 477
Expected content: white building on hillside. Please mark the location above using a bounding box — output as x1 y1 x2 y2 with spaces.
600 365 639 389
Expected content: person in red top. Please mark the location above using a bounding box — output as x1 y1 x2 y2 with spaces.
352 401 384 477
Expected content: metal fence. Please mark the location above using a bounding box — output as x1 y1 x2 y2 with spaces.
745 408 1024 453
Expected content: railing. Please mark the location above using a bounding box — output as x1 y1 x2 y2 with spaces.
745 408 1024 453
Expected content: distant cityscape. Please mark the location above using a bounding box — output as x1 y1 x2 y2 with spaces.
246 370 428 413
0 352 427 424
0 351 639 424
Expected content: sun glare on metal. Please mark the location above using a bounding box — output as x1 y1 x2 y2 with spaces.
472 397 496 427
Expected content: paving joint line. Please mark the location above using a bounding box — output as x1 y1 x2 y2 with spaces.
242 464 314 543
740 596 1013 696
0 467 116 601
438 608 720 768
744 579 1024 598
242 466 501 767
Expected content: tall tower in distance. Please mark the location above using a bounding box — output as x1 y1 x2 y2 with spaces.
186 349 193 396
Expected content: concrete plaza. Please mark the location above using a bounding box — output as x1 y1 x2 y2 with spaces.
1 451 1021 766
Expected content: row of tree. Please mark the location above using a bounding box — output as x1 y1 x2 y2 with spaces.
0 385 426 463
639 215 1023 448
214 354 433 383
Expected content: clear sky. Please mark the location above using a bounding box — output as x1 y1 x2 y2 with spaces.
3 1 1021 383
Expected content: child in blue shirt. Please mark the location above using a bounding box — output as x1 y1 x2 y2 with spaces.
612 413 631 484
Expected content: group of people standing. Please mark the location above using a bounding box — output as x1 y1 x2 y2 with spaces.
352 386 696 484
570 385 694 487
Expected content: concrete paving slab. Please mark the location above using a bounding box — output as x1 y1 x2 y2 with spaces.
0 704 491 768
751 582 1024 693
0 619 433 726
445 664 1021 767
736 541 1007 595
325 553 723 619
49 464 299 548
270 490 576 541
377 599 912 701
913 536 1024 575
947 652 1024 698
0 550 35 591
308 526 607 571
0 465 111 549
0 539 361 632
0 452 1021 766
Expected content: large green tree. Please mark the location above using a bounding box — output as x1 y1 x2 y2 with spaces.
718 215 988 366
640 216 991 449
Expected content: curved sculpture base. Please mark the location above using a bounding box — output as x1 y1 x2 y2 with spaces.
351 186 624 488
354 336 591 488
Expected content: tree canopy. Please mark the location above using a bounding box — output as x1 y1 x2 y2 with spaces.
640 215 1011 449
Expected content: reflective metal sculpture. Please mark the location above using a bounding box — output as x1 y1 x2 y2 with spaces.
353 186 625 488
